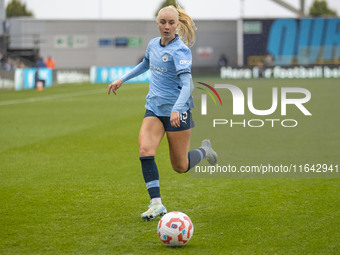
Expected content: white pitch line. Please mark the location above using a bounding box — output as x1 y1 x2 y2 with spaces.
0 89 105 106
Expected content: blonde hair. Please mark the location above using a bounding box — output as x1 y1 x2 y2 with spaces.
157 4 197 47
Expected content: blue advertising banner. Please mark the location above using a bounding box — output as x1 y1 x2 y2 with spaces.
243 18 340 66
93 66 150 84
14 68 53 90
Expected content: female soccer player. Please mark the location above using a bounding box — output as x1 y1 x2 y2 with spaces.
108 4 217 221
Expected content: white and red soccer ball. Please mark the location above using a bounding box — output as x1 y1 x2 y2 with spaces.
157 211 194 246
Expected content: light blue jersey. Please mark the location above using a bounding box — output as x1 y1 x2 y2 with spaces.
120 35 194 116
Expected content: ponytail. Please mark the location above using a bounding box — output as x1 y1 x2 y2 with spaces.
176 4 197 47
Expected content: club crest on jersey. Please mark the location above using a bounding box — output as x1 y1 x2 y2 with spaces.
162 54 169 62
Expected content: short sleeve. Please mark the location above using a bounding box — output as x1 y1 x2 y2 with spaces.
173 47 192 76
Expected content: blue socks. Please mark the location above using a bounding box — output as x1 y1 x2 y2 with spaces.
140 156 160 199
187 148 206 171
140 149 206 199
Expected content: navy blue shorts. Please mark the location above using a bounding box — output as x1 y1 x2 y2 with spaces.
144 109 195 132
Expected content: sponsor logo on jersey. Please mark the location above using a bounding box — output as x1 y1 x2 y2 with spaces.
180 60 192 65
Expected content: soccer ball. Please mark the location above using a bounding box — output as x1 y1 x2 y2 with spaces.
157 211 194 246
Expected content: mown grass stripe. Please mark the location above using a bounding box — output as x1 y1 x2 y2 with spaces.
0 89 104 106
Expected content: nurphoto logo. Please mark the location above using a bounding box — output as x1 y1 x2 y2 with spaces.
197 82 312 128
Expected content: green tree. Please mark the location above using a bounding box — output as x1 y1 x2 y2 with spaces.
6 0 34 18
155 0 183 17
308 0 337 17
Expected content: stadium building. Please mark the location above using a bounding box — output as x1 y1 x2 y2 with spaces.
0 2 339 89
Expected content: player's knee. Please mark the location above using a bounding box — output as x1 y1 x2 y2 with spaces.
172 163 188 174
139 145 154 157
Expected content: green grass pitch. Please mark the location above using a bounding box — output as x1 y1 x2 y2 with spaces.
0 77 339 254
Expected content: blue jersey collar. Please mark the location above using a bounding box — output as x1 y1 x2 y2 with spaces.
159 34 179 47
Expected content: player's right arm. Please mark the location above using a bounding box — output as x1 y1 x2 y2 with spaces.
108 79 123 95
108 57 150 95
108 38 153 96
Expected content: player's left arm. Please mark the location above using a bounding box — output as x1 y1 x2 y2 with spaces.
170 47 193 128
170 72 192 128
